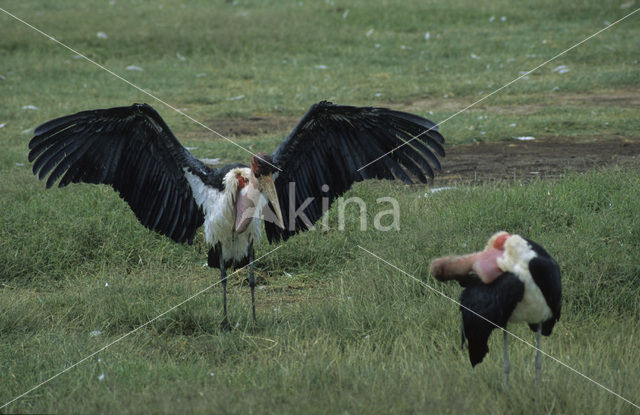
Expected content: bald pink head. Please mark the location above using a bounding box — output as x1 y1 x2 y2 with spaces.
492 232 510 250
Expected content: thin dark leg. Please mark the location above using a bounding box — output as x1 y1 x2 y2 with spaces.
535 325 542 385
461 321 466 349
248 241 256 323
220 249 230 330
503 330 510 388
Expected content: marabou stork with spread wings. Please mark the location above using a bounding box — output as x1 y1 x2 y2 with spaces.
29 101 445 328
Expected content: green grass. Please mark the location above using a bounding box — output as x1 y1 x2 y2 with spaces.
2 170 640 413
1 0 640 413
1 0 639 151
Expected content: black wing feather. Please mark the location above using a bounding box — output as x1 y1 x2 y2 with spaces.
525 238 562 336
265 101 445 242
460 273 525 366
28 103 212 244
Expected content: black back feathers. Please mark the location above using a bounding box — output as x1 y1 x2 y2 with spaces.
460 273 525 366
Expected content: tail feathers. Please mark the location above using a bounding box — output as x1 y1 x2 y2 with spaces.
207 245 250 270
469 340 490 367
541 318 557 336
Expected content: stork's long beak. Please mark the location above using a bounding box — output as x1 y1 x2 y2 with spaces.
258 174 285 229
430 248 504 285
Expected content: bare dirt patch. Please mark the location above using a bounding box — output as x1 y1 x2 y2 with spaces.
434 135 640 185
400 97 546 115
206 115 299 137
190 89 639 139
187 90 640 184
558 90 640 108
397 89 640 183
400 89 640 115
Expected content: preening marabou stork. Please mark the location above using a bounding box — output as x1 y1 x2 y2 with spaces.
29 101 445 327
429 232 561 385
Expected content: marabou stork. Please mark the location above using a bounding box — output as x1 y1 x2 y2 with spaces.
429 232 561 385
28 101 445 328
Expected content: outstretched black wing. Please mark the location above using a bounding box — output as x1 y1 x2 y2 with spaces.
265 101 445 242
460 273 525 367
28 103 212 244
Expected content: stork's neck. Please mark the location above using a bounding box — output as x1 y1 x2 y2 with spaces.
230 168 266 234
248 170 259 189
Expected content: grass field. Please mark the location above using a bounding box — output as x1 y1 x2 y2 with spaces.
1 0 640 413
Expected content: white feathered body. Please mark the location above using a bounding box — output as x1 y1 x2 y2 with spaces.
184 167 266 264
496 234 552 324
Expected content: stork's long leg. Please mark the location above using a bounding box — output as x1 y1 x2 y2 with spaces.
248 241 256 323
219 247 230 330
503 330 510 388
535 325 542 385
